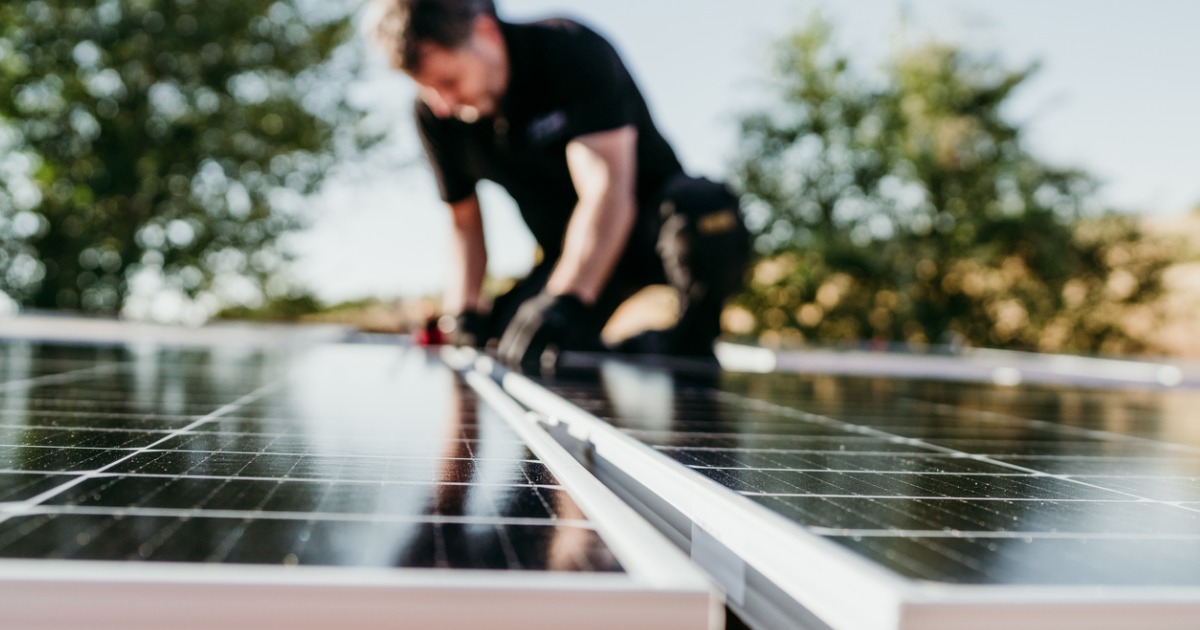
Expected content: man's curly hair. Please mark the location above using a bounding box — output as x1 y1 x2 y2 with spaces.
366 0 498 73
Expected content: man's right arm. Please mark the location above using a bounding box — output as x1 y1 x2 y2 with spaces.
443 193 487 316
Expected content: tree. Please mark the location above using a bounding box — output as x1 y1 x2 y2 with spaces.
0 0 364 315
731 17 1173 354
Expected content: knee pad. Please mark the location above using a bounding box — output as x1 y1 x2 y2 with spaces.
656 175 751 304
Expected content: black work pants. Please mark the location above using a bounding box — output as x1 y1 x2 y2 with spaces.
489 174 751 354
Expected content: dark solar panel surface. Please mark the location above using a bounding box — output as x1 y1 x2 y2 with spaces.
535 361 1200 586
0 341 619 573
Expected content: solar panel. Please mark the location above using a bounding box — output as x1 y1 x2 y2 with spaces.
0 339 710 629
495 354 1200 630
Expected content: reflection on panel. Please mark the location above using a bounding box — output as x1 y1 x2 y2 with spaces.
0 513 612 571
0 341 620 574
533 359 1200 586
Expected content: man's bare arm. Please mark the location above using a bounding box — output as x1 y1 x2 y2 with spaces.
443 193 487 314
544 125 639 304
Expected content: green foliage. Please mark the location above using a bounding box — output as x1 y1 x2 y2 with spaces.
0 0 363 313
732 17 1174 354
215 290 322 322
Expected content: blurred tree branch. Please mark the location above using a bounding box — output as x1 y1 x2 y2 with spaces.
0 0 378 316
731 15 1176 354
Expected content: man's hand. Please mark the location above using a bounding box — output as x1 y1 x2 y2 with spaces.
439 310 490 347
497 293 586 369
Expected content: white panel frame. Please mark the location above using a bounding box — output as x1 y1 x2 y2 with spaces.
714 343 1195 389
0 561 700 630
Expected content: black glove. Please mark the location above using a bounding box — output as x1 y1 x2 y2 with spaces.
497 293 586 370
438 310 490 348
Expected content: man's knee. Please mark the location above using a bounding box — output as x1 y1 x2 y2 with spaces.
656 175 750 303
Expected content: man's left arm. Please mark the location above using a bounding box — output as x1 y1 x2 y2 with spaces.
497 125 638 367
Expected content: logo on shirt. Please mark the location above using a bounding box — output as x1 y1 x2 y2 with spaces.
526 110 569 146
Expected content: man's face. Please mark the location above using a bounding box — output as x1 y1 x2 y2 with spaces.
410 19 507 123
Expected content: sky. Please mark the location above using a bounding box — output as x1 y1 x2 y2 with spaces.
288 0 1200 305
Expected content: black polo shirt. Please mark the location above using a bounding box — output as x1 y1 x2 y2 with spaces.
415 18 684 259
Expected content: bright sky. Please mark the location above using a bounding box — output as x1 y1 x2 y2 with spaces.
288 0 1200 305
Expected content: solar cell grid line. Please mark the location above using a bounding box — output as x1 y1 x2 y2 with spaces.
711 390 1200 515
0 362 127 394
638 372 1190 475
709 390 1200 508
494 357 1200 630
0 338 712 629
0 378 283 515
899 394 1200 453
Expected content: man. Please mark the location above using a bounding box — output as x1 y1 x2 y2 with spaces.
369 0 749 369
